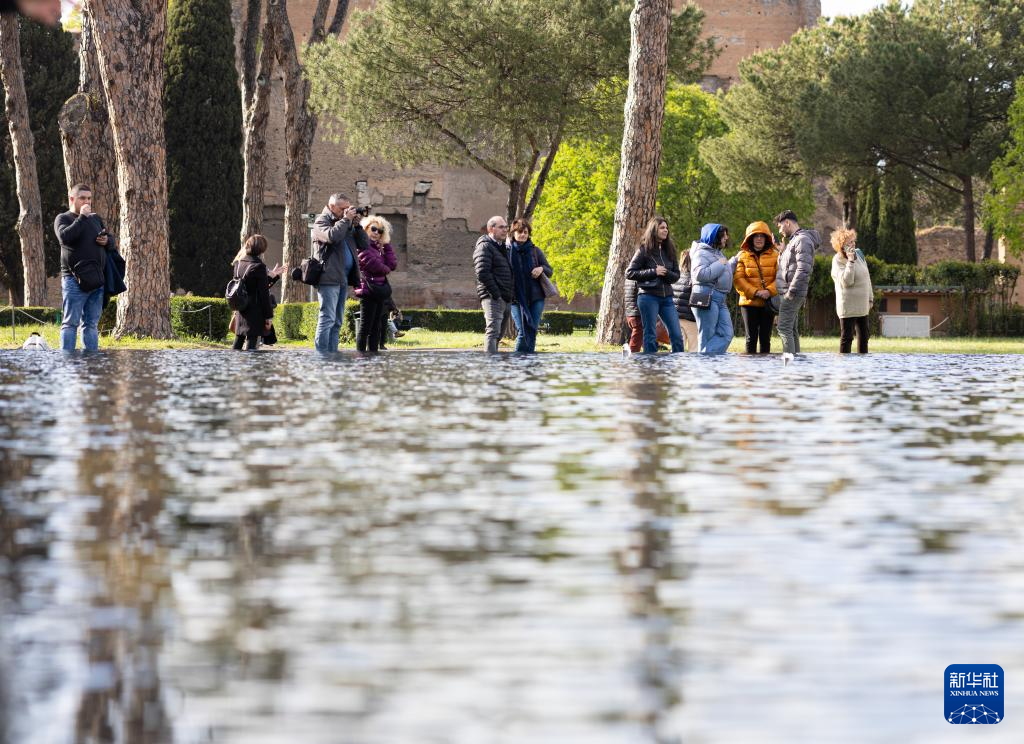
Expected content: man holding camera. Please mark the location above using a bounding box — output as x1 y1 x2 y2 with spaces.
54 183 114 351
309 192 367 352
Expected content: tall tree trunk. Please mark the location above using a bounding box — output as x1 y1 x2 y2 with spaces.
523 131 563 220
962 175 976 262
982 225 994 260
596 0 671 345
89 0 172 338
239 1 276 243
270 0 332 303
59 11 119 225
843 184 858 230
0 15 46 306
505 179 520 226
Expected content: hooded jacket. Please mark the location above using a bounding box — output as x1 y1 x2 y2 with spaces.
689 223 735 294
776 227 819 299
734 221 779 308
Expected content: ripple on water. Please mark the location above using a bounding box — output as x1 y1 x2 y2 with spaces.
1 349 1023 743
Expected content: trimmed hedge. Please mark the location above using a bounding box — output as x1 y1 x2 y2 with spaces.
0 305 62 327
542 311 596 335
171 296 232 340
100 296 232 339
273 304 601 337
275 300 359 342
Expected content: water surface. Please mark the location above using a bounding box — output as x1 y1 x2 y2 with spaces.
1 350 1023 743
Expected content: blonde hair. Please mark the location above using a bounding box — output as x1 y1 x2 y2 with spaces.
361 214 392 244
232 234 268 263
830 228 857 254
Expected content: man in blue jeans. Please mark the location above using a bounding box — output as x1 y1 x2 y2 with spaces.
309 193 365 351
54 184 113 351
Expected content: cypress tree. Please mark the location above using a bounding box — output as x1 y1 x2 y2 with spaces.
0 20 77 303
877 170 917 265
164 0 243 296
856 177 879 256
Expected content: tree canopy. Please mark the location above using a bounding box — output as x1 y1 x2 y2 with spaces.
164 0 243 296
305 0 715 221
987 78 1024 256
533 84 813 299
702 0 1024 261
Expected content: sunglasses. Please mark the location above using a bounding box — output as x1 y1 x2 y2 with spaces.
368 226 381 234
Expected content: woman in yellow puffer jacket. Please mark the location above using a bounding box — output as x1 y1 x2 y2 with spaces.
733 221 779 354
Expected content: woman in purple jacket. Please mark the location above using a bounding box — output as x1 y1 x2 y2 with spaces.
355 215 398 352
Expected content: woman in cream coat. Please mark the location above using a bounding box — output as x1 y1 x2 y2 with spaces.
830 228 873 353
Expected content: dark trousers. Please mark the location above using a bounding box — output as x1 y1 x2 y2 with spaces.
357 296 387 352
740 305 773 354
233 333 260 351
839 315 869 353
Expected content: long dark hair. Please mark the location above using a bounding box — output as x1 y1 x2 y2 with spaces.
639 217 677 265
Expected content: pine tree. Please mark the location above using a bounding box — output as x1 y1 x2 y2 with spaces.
856 177 879 257
877 170 917 265
0 20 77 305
164 0 242 296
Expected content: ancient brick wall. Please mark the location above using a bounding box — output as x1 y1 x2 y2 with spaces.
234 0 819 309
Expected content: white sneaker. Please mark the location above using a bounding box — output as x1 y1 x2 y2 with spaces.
622 343 632 358
782 352 795 365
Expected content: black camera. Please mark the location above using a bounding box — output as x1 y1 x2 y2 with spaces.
354 205 371 217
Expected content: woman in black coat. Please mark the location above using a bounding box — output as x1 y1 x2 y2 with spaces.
624 217 685 354
230 234 284 350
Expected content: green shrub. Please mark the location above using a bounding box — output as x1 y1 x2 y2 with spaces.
99 297 117 332
977 305 1024 336
276 300 358 343
275 303 308 340
170 296 231 340
0 305 61 327
541 311 596 335
404 308 486 333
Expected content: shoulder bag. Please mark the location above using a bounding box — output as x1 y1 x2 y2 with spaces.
532 246 560 299
753 254 778 314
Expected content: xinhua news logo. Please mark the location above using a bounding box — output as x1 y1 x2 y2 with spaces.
945 664 1003 724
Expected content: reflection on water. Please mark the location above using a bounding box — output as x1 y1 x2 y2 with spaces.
1 350 1023 743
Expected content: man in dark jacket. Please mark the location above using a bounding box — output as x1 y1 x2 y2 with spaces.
309 192 366 351
473 216 513 352
775 209 819 355
54 184 115 351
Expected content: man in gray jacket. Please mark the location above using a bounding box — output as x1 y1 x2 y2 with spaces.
774 209 819 354
310 193 366 351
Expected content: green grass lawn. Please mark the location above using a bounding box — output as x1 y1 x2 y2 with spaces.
2 323 1021 353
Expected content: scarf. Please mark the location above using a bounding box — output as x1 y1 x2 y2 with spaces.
508 239 537 332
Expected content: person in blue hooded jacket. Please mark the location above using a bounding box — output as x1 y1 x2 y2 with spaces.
689 223 738 354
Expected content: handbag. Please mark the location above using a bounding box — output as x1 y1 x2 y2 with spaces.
688 286 712 308
532 247 559 298
362 278 392 301
299 241 336 286
72 258 104 293
753 253 778 314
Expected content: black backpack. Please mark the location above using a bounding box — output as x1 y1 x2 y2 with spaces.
226 262 253 312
